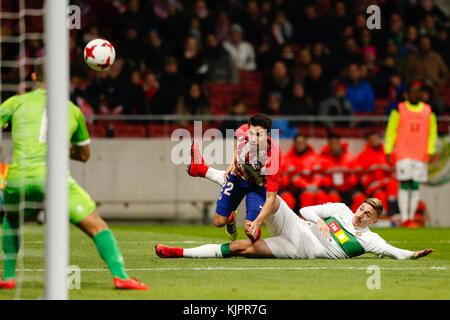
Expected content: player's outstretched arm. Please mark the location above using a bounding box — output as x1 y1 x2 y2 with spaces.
412 248 434 260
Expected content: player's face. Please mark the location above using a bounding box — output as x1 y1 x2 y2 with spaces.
352 202 378 228
248 125 268 149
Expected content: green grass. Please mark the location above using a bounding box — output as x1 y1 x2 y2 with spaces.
0 224 449 300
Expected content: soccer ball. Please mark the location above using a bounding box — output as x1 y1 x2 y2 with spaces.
83 39 115 71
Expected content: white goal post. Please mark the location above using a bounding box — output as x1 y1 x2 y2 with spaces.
44 0 69 300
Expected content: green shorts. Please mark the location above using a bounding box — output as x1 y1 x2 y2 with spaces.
3 175 96 224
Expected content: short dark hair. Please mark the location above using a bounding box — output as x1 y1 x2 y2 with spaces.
327 132 341 140
248 113 272 131
294 133 306 141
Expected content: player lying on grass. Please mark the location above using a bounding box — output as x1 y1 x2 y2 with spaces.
157 161 433 260
188 114 281 242
0 67 148 290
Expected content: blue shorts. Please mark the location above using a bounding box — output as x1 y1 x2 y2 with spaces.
216 174 266 222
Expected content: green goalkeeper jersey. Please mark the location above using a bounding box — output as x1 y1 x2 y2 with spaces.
0 88 90 179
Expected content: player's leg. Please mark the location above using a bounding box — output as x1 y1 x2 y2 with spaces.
156 238 275 258
187 140 227 186
0 182 43 289
244 189 267 241
214 174 245 228
408 160 428 226
398 180 411 224
69 178 148 290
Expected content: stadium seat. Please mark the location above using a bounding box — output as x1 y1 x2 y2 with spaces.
329 127 365 138
239 70 263 84
89 122 108 138
298 126 328 138
147 124 181 137
113 123 147 138
374 98 390 115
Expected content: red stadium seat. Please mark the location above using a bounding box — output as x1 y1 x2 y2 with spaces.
113 123 147 138
147 124 181 137
329 127 365 138
89 122 108 138
298 126 328 138
374 98 390 115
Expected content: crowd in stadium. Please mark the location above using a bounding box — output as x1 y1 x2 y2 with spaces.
2 0 449 120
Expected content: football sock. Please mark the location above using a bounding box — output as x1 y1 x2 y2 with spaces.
398 188 409 222
409 190 420 221
183 244 223 258
205 168 226 186
93 229 129 280
1 215 20 281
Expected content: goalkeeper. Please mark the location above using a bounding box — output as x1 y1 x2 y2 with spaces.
0 68 148 290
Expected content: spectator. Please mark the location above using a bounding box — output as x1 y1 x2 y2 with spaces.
406 35 448 86
152 56 185 115
160 0 183 49
141 28 167 74
433 28 450 66
419 14 438 39
84 70 125 115
292 48 312 82
319 81 352 127
215 11 231 44
279 133 328 212
175 82 210 127
345 63 375 113
311 41 331 73
271 11 293 46
118 27 142 72
331 37 362 77
219 99 248 135
261 60 293 107
239 0 263 45
421 83 447 116
223 24 257 71
142 72 159 107
264 91 283 115
303 62 331 109
284 82 314 116
193 0 214 37
398 25 419 58
124 70 148 115
279 44 295 70
188 17 203 42
203 33 238 84
178 35 205 84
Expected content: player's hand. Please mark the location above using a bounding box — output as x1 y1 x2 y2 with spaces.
246 220 261 240
224 163 236 181
412 248 434 259
317 219 332 242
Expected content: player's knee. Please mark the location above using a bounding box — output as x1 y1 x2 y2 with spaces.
213 214 227 227
229 239 252 253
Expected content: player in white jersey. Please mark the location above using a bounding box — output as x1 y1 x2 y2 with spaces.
156 166 433 260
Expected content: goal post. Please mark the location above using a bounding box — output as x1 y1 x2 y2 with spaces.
44 0 69 300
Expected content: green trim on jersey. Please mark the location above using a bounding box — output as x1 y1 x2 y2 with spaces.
324 217 365 258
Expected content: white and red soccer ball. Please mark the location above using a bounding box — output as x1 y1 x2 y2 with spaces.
83 39 116 71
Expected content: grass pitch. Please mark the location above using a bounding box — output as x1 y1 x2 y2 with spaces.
0 224 449 300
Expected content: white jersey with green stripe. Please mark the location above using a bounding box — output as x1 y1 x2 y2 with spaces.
0 88 90 178
300 203 414 259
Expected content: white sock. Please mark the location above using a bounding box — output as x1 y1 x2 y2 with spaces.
183 244 223 258
205 168 226 186
398 188 409 222
409 190 420 221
